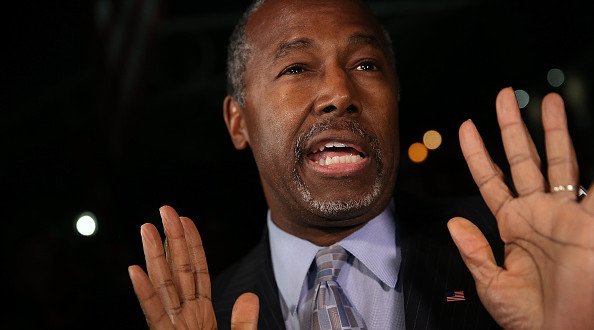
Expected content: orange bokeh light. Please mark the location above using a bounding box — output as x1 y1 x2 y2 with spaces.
408 142 428 163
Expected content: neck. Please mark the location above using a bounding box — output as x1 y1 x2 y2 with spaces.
269 211 373 246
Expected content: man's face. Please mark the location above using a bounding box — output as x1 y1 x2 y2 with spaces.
230 0 399 231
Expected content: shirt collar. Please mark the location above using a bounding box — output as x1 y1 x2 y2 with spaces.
267 200 400 311
340 200 400 289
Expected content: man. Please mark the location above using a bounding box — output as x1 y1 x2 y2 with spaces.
128 0 594 329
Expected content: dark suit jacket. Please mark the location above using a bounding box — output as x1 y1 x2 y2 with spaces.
212 194 504 329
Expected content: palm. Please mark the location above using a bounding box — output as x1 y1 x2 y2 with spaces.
448 88 594 329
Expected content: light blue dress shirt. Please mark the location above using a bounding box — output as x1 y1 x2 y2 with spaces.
268 201 406 329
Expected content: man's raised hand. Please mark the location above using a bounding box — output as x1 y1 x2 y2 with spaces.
448 87 594 329
128 206 259 329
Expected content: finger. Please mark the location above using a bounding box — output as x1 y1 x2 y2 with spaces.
541 93 579 200
459 119 513 222
447 217 501 289
179 216 212 302
231 293 260 330
128 265 174 329
142 223 183 322
496 87 546 196
160 206 197 305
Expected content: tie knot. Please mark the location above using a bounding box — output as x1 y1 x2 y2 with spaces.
315 245 348 282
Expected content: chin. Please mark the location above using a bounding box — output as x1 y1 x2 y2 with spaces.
298 176 385 222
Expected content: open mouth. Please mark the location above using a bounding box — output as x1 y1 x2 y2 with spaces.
306 141 367 166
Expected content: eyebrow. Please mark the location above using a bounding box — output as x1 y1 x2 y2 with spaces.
274 38 314 61
347 33 383 50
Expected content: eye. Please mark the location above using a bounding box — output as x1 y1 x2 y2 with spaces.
280 65 306 76
356 61 379 71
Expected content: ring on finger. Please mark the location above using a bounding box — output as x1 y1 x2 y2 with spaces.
551 184 577 193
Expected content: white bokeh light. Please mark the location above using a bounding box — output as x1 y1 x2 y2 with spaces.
76 212 98 236
547 68 565 87
514 89 530 109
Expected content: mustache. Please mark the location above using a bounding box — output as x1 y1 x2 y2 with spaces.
294 119 381 161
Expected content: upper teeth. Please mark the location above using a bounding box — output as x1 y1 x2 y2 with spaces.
318 142 347 152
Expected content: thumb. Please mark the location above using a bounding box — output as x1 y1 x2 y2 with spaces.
231 292 259 330
447 217 499 287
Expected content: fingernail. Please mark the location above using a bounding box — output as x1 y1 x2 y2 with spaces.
140 225 156 248
160 210 173 236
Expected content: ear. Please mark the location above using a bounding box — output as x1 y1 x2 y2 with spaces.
223 95 250 150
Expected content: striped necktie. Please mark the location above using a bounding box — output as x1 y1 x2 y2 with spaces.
311 245 366 330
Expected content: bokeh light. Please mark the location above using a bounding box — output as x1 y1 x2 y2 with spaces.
408 142 428 163
75 212 98 236
423 130 442 150
514 89 530 109
547 68 565 87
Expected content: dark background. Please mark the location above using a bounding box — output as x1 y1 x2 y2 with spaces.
3 0 593 328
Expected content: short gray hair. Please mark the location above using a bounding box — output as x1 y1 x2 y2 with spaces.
226 0 266 107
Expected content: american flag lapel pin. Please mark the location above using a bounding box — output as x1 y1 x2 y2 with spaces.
446 290 466 302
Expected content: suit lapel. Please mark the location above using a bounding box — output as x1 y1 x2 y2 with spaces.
401 231 479 329
251 230 285 329
212 228 285 330
397 195 501 329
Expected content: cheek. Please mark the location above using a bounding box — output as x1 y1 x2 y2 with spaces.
363 90 399 159
250 79 312 131
245 96 306 165
362 89 399 130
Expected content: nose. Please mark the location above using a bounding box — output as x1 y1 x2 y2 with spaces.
313 66 360 116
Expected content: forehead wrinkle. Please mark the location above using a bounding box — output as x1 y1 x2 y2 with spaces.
273 37 314 61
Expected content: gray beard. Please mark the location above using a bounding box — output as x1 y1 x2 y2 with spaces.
292 171 384 219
